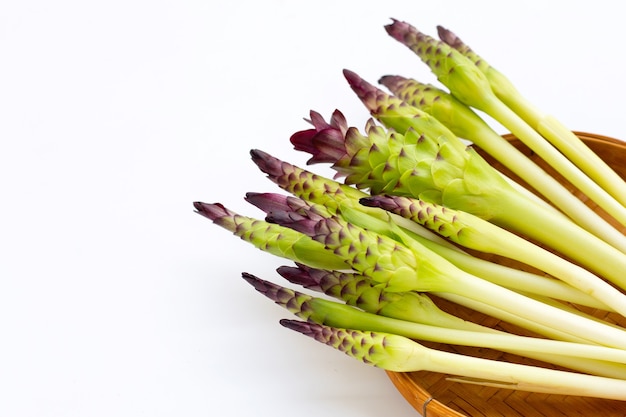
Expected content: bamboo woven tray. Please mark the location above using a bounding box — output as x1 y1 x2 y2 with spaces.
386 132 626 417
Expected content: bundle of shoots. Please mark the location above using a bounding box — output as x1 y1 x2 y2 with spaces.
280 318 626 400
344 69 626 252
289 110 626 291
244 272 626 379
384 19 626 229
243 190 621 343
276 263 619 340
195 172 626 349
193 18 626 401
246 155 607 309
360 193 626 316
436 24 626 208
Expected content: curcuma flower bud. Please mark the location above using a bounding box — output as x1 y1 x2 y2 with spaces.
384 19 497 111
193 201 348 271
280 318 426 371
276 263 488 330
344 69 467 145
288 112 626 290
289 110 512 221
435 25 528 118
377 73 492 144
279 318 626 400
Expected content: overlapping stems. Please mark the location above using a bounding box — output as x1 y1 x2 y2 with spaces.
345 69 626 253
196 150 626 349
279 318 626 401
289 109 626 292
383 20 626 230
195 19 626 399
243 272 626 379
360 193 626 317
245 151 608 310
435 24 626 208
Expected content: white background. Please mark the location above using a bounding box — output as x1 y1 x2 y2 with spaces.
2 1 626 416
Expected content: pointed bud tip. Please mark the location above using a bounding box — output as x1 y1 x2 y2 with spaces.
249 148 268 162
378 74 407 90
241 272 283 300
245 192 290 214
436 25 462 48
276 264 319 288
384 18 412 41
276 264 301 276
280 318 315 334
358 196 377 207
193 201 229 221
342 69 379 104
250 149 286 177
241 271 258 284
342 68 362 88
359 195 396 211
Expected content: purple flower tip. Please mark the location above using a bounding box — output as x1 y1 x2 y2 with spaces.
290 111 350 164
359 195 396 211
250 149 284 178
343 69 382 110
378 74 408 91
384 18 413 42
245 192 290 214
241 272 275 295
193 201 231 221
279 318 317 335
436 25 462 48
276 264 320 289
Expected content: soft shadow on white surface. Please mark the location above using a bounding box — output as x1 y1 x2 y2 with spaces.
1 1 625 416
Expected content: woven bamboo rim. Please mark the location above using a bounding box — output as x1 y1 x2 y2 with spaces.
386 132 626 417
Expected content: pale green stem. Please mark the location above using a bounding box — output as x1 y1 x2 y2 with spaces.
341 202 611 310
434 291 596 345
418 346 626 400
408 199 626 317
411 233 611 310
294 321 626 400
410 294 626 379
537 116 626 206
489 69 626 207
481 93 626 232
432 270 626 350
351 305 626 379
465 118 626 253
492 181 626 292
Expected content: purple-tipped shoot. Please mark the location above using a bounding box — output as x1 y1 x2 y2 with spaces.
193 201 348 271
386 21 626 233
384 19 494 110
193 201 233 222
278 320 626 400
279 319 417 370
289 110 350 164
361 194 626 317
276 263 496 329
343 69 456 139
249 147 367 214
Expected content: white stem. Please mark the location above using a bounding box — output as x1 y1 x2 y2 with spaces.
419 345 626 400
484 96 626 232
440 271 626 349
